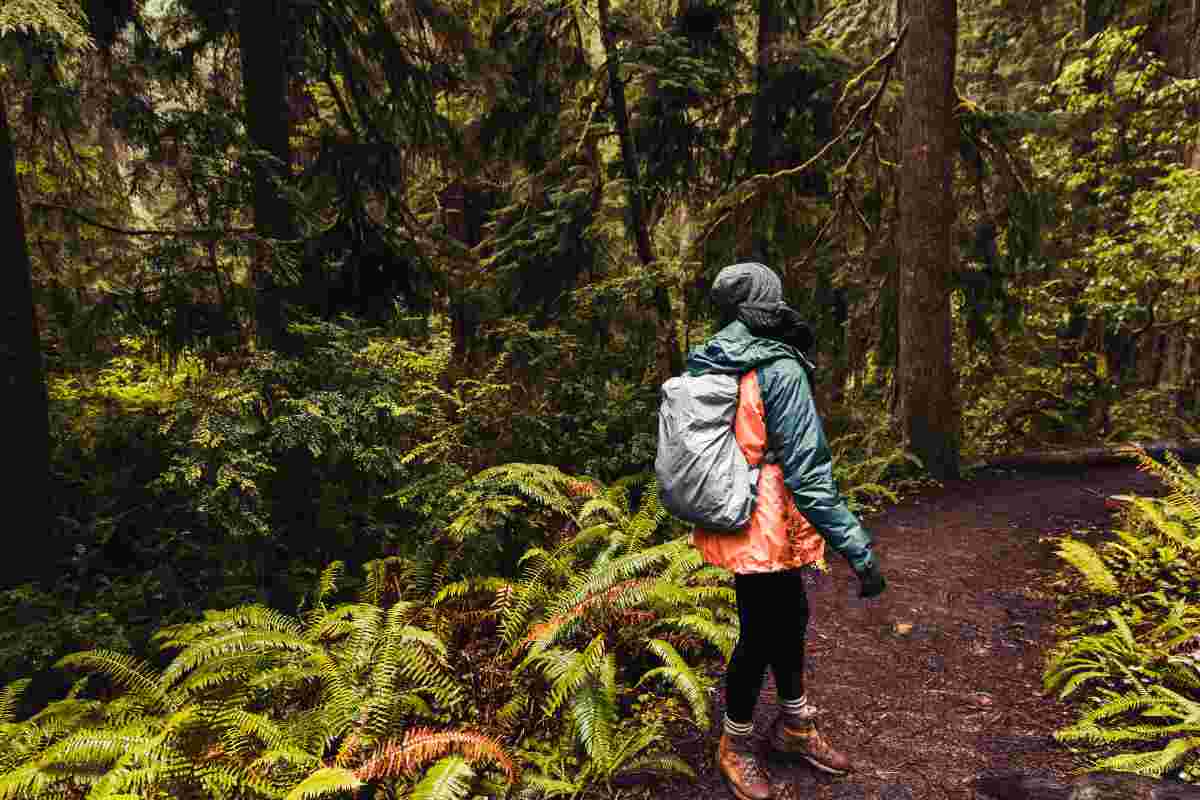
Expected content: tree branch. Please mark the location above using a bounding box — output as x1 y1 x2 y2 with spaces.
692 22 909 257
31 203 258 239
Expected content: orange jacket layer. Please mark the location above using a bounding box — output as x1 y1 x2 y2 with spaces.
691 370 826 574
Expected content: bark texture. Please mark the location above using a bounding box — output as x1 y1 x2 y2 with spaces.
239 0 298 353
897 0 961 479
0 79 52 588
970 439 1200 470
750 0 778 263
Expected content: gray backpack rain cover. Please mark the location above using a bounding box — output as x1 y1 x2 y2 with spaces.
655 373 759 531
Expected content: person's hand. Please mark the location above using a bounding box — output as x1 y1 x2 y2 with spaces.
857 561 887 599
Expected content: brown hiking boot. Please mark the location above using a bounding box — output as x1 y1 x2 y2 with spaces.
768 714 852 775
717 733 772 800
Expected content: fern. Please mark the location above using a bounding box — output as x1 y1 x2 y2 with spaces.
409 756 476 800
355 728 516 783
1055 539 1121 595
1122 445 1200 524
1130 498 1200 552
514 772 581 799
0 680 31 725
1092 737 1200 778
284 767 362 800
0 467 735 800
637 640 713 728
56 651 172 713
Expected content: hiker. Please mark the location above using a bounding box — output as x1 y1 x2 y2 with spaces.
688 262 887 800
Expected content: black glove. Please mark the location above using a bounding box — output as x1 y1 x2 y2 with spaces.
856 560 887 599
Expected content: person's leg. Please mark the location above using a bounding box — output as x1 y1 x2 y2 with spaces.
767 568 811 719
717 571 775 800
766 567 852 775
724 570 776 727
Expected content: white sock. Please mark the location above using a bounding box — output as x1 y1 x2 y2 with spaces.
723 714 754 738
780 694 816 721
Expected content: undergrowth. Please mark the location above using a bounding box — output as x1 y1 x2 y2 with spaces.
0 466 730 800
1045 446 1200 782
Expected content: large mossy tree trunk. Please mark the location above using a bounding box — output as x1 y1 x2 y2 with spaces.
0 80 53 588
896 0 961 479
239 0 299 354
597 0 682 382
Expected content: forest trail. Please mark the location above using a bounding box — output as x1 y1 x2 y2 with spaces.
655 463 1167 800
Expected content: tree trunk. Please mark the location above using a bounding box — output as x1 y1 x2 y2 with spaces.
750 0 777 264
597 0 682 380
896 0 960 479
1150 1 1200 410
0 79 53 589
970 439 1200 471
239 0 297 353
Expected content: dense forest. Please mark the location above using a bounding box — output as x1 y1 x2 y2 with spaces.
1 0 1199 797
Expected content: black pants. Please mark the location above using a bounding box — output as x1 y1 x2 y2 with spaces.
724 567 810 724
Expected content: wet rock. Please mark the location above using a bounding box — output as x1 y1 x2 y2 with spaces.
973 770 1200 800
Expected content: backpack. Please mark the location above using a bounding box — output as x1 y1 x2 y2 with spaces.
654 372 759 531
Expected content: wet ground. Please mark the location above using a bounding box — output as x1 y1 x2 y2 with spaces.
651 463 1167 800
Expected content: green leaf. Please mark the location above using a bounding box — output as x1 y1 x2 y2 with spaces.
410 756 475 800
286 767 363 800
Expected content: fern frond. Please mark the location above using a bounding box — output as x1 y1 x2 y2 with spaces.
248 748 322 775
0 764 57 800
569 670 614 764
577 497 627 528
659 613 738 660
1130 498 1200 551
285 767 363 800
56 651 171 711
316 562 345 608
1055 538 1121 595
0 680 31 725
355 728 517 782
495 691 531 736
432 577 508 607
513 772 580 799
533 635 608 716
612 752 696 780
360 556 407 606
158 630 314 692
154 606 304 652
1091 736 1200 777
409 755 475 800
524 578 657 655
471 462 577 519
1123 446 1200 519
1165 657 1200 690
637 639 712 728
548 540 684 622
625 477 668 551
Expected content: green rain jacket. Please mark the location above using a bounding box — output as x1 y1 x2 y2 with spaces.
686 320 877 575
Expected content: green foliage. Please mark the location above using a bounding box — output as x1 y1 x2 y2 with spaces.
0 463 727 799
1054 540 1121 596
0 0 93 49
1046 447 1200 782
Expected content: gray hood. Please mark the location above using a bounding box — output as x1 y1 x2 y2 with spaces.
711 262 814 352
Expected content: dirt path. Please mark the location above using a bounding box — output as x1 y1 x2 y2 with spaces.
656 463 1166 800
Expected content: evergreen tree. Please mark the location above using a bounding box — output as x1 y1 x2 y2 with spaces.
896 0 961 478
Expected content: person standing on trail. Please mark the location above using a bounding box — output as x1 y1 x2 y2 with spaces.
688 262 887 800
